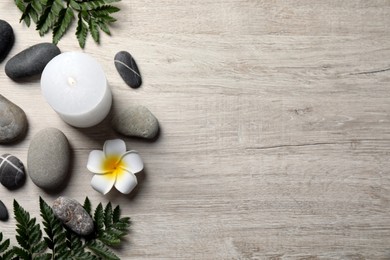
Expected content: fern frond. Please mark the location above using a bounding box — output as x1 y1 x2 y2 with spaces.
83 197 92 217
4 198 130 260
112 205 120 223
40 197 68 258
36 0 64 36
0 232 14 260
14 0 120 47
94 203 105 233
104 202 113 227
53 7 74 44
88 19 100 44
13 200 48 258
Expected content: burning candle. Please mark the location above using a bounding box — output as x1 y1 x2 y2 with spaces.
41 52 112 128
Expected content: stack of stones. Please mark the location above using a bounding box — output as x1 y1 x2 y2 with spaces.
0 18 160 223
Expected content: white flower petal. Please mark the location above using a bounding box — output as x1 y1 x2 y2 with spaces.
103 139 126 157
91 174 115 195
120 151 144 173
115 171 138 194
87 150 107 174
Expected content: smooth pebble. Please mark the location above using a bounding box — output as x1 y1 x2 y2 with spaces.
0 154 25 189
114 51 142 88
0 20 14 63
0 94 28 144
5 42 61 81
0 200 8 221
111 105 159 139
52 196 94 236
27 128 70 190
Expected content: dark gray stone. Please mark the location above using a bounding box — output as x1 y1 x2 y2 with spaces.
112 105 159 139
114 51 142 88
0 94 28 144
0 154 25 189
0 20 14 63
52 197 94 236
5 42 60 81
27 128 70 190
0 200 8 221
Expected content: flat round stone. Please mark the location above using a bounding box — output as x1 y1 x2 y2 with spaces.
0 94 28 144
0 200 8 221
0 154 25 189
52 197 94 236
27 128 70 190
5 42 61 81
111 105 159 139
0 20 14 63
114 51 142 88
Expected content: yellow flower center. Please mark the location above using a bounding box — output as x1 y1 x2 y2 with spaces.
101 155 127 180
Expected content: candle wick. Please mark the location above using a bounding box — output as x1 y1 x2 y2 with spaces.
68 77 77 86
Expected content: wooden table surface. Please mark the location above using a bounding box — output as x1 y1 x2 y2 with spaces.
1 1 390 259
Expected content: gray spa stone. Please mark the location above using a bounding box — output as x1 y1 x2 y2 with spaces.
114 51 142 88
27 128 70 190
0 200 8 221
0 94 28 144
0 20 14 63
52 196 94 236
0 154 26 189
111 105 159 139
5 42 60 80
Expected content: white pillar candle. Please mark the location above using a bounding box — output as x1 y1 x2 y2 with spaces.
41 52 112 128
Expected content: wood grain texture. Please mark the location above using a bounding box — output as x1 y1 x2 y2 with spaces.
1 1 390 259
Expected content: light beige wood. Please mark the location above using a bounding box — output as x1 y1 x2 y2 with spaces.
1 1 390 259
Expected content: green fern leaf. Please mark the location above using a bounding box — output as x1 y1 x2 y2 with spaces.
69 0 81 10
64 232 98 260
104 202 113 227
31 0 43 14
36 0 63 36
94 203 105 232
97 21 111 35
76 16 88 48
86 240 119 260
98 232 121 247
12 247 30 259
14 0 26 12
13 200 47 258
89 19 100 44
32 241 47 253
112 205 120 223
80 0 119 11
29 6 39 23
14 200 32 248
106 227 127 237
15 0 120 47
53 7 74 44
83 197 92 216
2 249 15 260
40 197 69 258
20 4 32 26
0 238 10 253
93 5 120 16
0 232 14 260
4 198 130 260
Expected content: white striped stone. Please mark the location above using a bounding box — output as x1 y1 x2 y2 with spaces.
0 153 25 189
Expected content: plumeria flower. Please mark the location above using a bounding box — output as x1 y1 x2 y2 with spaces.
87 139 144 195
